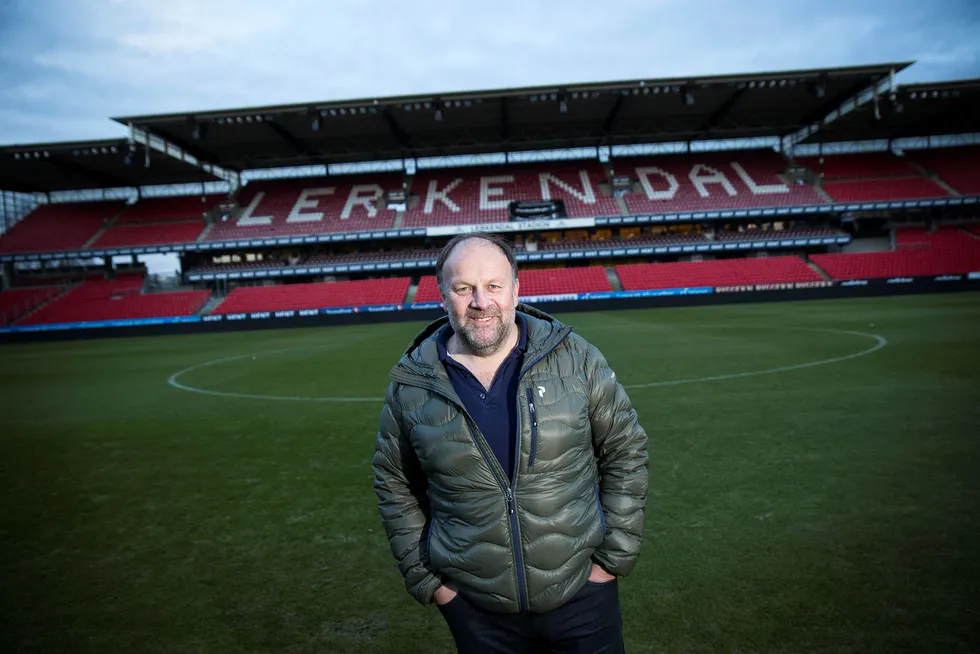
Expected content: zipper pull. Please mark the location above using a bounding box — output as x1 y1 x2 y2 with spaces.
507 488 515 514
528 400 535 414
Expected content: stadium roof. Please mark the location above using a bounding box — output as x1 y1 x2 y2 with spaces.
801 78 980 144
0 139 221 193
112 62 913 172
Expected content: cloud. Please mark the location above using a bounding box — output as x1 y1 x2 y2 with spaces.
0 0 977 146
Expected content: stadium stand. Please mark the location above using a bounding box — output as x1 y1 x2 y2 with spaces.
821 177 949 202
526 227 843 253
615 150 826 215
795 151 951 202
188 249 437 276
0 202 124 253
211 277 411 314
0 286 64 325
906 146 980 195
413 276 444 304
796 152 917 179
90 221 205 248
517 266 611 296
116 195 222 223
401 162 620 228
204 174 403 242
894 226 979 251
413 266 611 304
811 249 980 279
617 256 823 291
19 276 210 325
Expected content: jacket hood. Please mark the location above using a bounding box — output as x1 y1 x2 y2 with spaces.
391 303 572 382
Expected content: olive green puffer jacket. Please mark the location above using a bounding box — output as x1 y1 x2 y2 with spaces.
373 304 648 614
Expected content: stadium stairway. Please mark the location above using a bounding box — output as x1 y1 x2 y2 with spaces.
813 184 835 204
404 278 420 304
904 158 960 197
605 266 624 291
196 223 216 242
79 205 127 249
807 259 833 281
10 283 77 324
614 195 630 216
196 294 225 316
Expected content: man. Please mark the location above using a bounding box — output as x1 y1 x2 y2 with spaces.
373 233 649 653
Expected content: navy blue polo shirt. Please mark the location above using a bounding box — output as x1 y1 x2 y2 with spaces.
438 314 528 481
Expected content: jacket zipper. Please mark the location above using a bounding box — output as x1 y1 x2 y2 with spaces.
525 387 538 468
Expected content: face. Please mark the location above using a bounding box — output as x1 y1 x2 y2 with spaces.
440 239 519 358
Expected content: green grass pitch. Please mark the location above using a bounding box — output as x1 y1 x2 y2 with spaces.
1 292 979 653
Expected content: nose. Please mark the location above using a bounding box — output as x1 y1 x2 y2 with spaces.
470 287 492 311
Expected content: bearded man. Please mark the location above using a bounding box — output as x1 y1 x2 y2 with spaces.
373 232 649 654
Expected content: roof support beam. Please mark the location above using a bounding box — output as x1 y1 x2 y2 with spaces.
701 88 746 132
601 94 627 143
146 127 222 167
381 108 412 151
265 120 317 157
782 73 895 151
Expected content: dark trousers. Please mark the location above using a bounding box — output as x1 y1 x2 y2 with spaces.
438 579 625 654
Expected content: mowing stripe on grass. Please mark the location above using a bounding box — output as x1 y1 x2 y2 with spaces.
165 328 886 402
167 352 385 402
624 328 887 390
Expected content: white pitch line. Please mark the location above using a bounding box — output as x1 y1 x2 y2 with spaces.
167 351 384 403
166 327 887 402
623 328 887 390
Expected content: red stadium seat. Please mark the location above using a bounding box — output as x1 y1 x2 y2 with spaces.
90 222 205 248
796 152 917 180
906 146 980 195
116 195 223 223
19 276 210 325
616 256 822 290
205 174 403 242
813 226 980 279
211 278 411 314
616 150 825 215
811 250 980 279
821 178 948 202
0 286 65 325
0 202 124 253
414 266 610 303
402 162 620 228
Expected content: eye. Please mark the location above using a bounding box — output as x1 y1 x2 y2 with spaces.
455 286 471 294
489 284 501 290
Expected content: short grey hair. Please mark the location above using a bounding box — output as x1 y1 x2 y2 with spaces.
435 232 518 295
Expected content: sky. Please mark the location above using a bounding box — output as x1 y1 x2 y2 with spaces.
0 0 978 147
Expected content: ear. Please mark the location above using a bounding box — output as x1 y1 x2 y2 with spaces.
513 278 520 303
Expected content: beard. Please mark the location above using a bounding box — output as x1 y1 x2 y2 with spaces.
449 308 513 357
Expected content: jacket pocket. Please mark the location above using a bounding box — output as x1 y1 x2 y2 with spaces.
593 481 607 537
525 388 538 468
426 518 437 567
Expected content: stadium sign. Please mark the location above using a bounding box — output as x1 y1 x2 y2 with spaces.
427 217 595 237
184 234 849 282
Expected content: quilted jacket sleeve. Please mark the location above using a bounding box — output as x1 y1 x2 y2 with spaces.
372 382 443 605
584 343 649 577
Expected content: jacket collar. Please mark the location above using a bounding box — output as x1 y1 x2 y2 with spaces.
390 303 572 390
